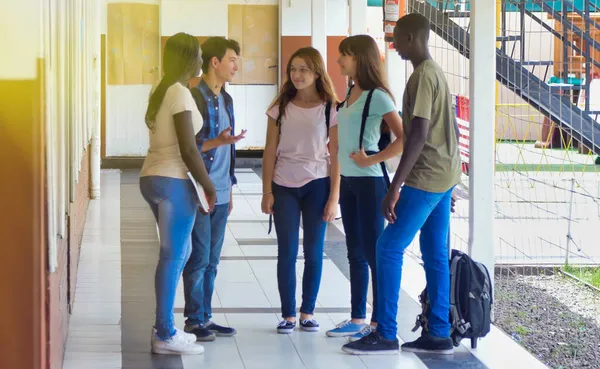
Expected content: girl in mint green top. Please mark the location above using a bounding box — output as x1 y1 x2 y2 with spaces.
337 88 398 177
325 35 404 341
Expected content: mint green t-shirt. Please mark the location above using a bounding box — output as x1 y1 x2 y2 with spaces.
337 88 396 177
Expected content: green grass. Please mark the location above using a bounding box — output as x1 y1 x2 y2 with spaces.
563 265 600 289
515 325 530 336
495 163 600 172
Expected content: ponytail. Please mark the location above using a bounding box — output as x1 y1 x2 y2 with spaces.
145 74 178 131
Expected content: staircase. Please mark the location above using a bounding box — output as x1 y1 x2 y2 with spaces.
408 0 600 155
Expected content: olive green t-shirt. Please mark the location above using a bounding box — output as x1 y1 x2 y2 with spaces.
402 59 461 193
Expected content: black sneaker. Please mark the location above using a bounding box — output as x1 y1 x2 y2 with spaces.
184 325 216 342
401 335 454 355
341 331 399 355
299 319 320 332
277 320 296 334
205 321 237 337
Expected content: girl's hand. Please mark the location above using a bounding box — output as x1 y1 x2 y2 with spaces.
350 148 372 167
261 193 275 214
323 198 338 222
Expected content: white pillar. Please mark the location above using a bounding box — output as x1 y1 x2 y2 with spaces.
468 0 496 282
90 0 101 199
349 0 367 35
311 0 327 65
386 47 405 107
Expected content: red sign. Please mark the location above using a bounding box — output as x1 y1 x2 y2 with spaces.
383 0 405 42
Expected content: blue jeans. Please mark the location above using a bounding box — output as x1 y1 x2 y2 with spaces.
139 176 197 340
376 185 454 340
183 203 229 326
273 178 330 318
339 176 387 322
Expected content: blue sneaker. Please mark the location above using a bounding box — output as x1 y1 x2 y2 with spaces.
348 325 375 342
326 320 368 337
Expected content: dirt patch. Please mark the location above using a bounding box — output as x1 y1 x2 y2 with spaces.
494 274 600 369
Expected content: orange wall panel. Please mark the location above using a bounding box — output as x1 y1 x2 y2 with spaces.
0 59 46 369
280 36 312 84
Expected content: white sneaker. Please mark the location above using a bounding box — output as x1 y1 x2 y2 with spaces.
176 328 197 343
152 328 197 344
151 329 205 355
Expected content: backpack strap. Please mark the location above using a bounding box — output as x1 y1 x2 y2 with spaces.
277 101 333 138
359 90 375 149
190 87 208 121
358 90 391 187
336 84 354 111
325 101 332 138
276 105 283 137
190 88 209 147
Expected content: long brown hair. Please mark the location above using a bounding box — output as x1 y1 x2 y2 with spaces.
145 33 202 131
268 47 339 125
338 35 394 103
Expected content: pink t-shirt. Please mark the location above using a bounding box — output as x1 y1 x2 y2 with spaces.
267 102 338 188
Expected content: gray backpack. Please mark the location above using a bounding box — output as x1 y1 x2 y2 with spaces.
412 249 493 348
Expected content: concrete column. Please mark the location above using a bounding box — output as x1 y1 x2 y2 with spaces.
349 0 367 35
90 0 101 199
311 0 327 65
468 0 496 287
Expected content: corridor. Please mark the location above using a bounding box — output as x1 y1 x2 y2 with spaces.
62 170 547 369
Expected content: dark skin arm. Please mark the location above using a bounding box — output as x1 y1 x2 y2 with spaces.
174 111 216 213
382 117 429 223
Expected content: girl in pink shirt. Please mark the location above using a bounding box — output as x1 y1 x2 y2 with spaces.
261 47 340 334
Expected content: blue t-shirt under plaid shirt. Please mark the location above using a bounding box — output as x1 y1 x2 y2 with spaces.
210 94 232 205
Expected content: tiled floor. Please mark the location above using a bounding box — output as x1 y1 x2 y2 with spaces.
63 169 549 369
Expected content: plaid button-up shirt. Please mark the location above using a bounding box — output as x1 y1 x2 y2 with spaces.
190 79 238 186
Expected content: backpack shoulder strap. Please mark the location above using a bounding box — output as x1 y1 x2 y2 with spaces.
325 101 332 138
190 87 208 121
275 103 283 136
359 90 375 149
336 84 354 111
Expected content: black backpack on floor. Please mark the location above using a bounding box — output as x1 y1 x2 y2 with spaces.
411 249 493 348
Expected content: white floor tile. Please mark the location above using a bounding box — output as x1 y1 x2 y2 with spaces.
221 245 245 257
62 169 549 369
228 222 275 240
217 260 259 283
63 352 121 369
240 245 279 257
216 281 272 308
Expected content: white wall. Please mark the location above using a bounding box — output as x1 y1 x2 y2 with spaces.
228 84 279 150
280 0 348 36
103 0 159 157
44 0 98 271
106 85 153 156
105 0 280 156
0 0 40 79
161 0 229 36
327 0 349 36
281 0 312 36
